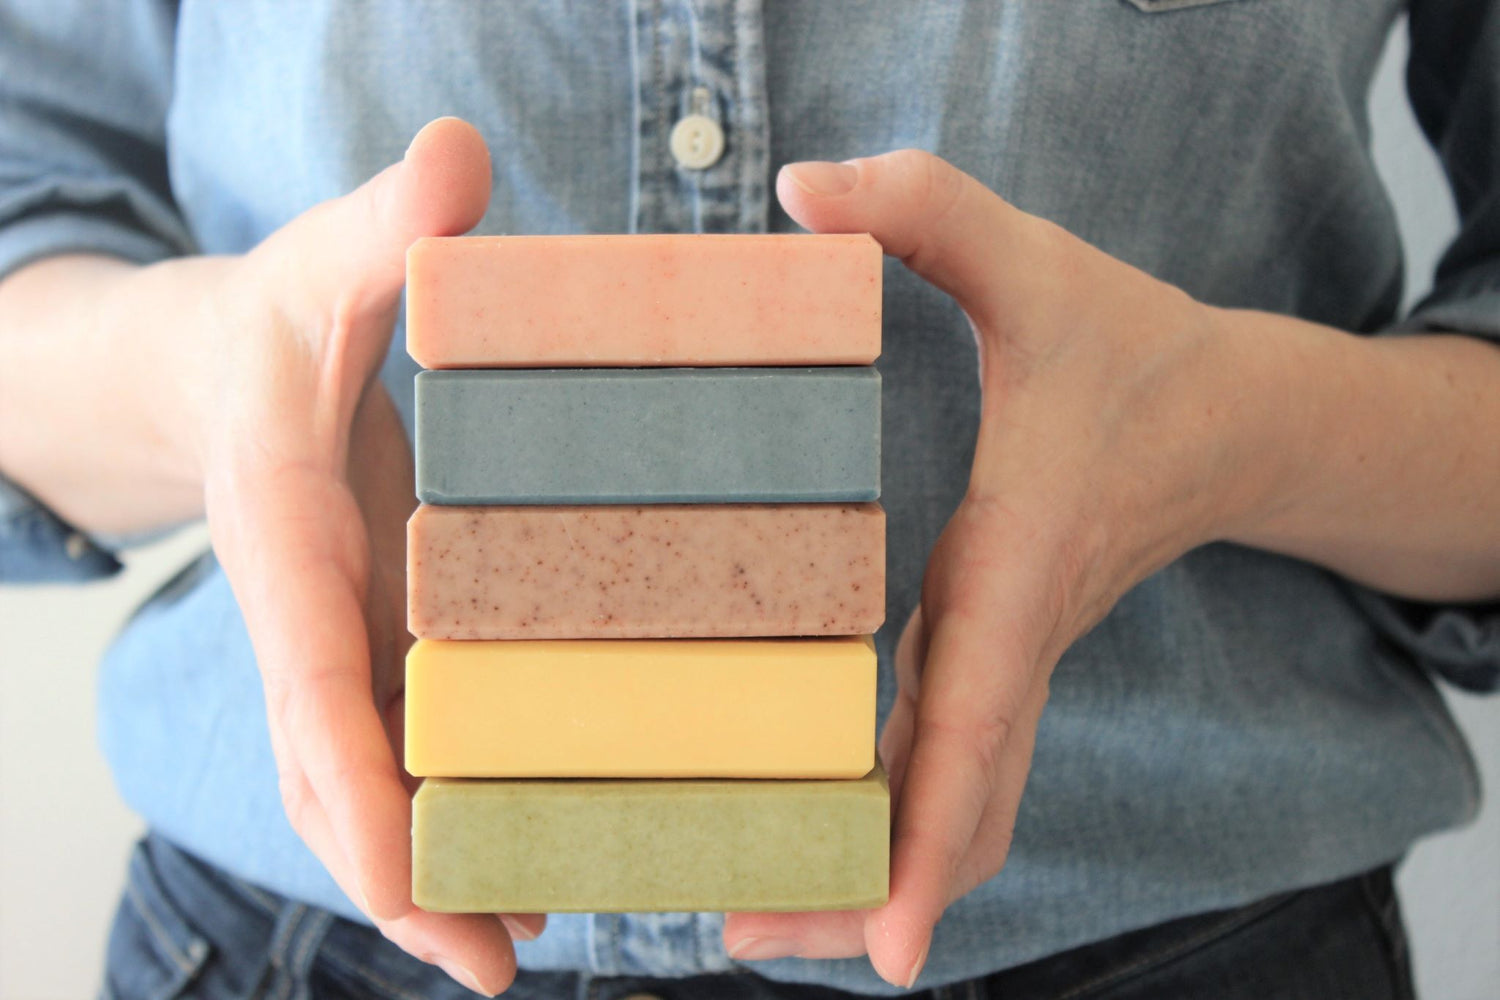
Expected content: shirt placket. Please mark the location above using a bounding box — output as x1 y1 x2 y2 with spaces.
629 0 768 235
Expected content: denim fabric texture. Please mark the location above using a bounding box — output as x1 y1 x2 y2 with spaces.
2 0 1498 993
101 834 1418 1000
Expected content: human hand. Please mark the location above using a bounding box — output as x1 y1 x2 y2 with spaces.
725 150 1267 987
187 118 536 995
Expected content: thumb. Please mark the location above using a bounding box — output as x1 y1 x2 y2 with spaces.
256 116 492 332
776 150 1026 331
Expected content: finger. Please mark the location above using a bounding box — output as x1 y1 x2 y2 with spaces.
244 117 492 424
952 674 1049 899
258 116 492 327
346 385 415 728
776 150 1031 331
878 694 915 811
211 465 413 922
723 910 867 963
277 767 519 997
862 525 1045 989
381 910 517 997
502 913 548 941
723 606 929 965
879 606 927 805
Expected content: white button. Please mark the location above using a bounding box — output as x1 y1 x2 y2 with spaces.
670 113 724 170
64 532 88 560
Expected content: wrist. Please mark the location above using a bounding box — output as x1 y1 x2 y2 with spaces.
1098 296 1298 582
101 254 244 515
1210 313 1500 599
1199 306 1389 558
1064 298 1309 598
0 253 236 536
1185 304 1319 550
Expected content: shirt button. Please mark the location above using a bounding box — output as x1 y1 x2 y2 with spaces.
669 113 724 170
64 532 88 560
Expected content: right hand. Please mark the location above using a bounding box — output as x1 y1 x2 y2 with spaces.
182 118 532 995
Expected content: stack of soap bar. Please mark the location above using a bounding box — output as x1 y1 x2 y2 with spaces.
406 233 889 913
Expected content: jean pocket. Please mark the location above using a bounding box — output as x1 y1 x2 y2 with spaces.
1123 0 1256 11
102 842 213 1000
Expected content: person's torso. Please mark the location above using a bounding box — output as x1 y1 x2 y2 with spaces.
100 2 1477 991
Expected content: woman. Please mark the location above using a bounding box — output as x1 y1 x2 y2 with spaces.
1 2 1495 997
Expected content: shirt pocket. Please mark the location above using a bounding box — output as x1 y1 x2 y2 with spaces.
1123 0 1256 10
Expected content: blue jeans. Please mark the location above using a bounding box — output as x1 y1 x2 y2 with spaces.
102 833 1416 1000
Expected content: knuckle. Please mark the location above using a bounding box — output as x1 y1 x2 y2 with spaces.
900 152 966 251
888 147 959 204
922 710 1014 792
867 149 969 269
969 714 1015 784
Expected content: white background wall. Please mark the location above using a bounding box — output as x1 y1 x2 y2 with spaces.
1 18 1497 1000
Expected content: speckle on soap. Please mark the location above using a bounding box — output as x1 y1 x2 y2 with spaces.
407 503 885 640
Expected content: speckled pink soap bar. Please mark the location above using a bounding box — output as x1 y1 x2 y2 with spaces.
405 234 882 368
408 503 885 639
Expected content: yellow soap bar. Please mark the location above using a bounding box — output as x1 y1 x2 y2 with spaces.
404 637 875 778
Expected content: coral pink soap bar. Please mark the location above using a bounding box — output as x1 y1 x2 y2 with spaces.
406 234 882 368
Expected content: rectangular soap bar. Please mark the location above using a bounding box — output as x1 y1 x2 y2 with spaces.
415 368 881 504
405 637 876 778
413 766 890 912
406 234 882 368
408 503 885 639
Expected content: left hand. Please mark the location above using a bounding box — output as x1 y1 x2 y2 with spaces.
724 150 1273 988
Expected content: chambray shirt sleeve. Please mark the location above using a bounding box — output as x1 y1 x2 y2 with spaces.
1352 0 1500 693
0 0 192 583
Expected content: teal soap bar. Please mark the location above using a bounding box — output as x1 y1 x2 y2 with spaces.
415 368 881 504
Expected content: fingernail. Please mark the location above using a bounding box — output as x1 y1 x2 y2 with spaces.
404 127 425 159
434 956 495 997
729 936 800 961
784 161 858 197
903 941 931 990
406 116 457 158
502 914 543 941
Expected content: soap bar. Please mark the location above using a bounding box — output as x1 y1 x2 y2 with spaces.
407 503 885 639
415 368 881 504
405 636 876 778
406 234 882 368
413 766 890 912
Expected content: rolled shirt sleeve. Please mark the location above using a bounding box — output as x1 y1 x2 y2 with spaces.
1402 0 1500 343
1353 0 1500 692
0 476 121 582
0 0 192 582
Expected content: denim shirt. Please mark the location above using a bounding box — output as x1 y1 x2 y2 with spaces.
2 1 1498 993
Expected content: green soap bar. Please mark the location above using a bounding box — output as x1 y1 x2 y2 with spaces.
413 767 890 913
